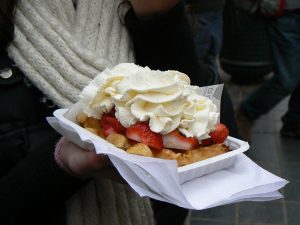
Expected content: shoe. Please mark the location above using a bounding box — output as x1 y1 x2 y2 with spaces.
235 108 254 142
280 123 300 139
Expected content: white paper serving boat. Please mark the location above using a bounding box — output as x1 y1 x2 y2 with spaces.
47 108 287 210
51 108 249 184
178 136 249 184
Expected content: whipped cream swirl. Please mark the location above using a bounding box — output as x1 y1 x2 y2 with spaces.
79 63 219 141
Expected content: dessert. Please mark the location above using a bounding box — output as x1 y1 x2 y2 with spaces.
74 63 230 167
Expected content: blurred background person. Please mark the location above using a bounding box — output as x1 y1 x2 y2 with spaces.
235 0 300 141
185 0 226 71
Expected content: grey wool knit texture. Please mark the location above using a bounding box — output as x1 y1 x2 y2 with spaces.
7 0 155 225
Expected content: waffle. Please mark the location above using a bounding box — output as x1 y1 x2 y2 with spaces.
76 112 229 167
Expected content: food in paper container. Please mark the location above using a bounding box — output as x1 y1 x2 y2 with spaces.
74 63 230 167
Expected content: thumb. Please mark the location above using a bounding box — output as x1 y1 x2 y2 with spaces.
60 139 111 176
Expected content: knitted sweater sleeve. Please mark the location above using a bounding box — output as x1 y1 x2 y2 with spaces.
0 133 87 225
124 0 214 87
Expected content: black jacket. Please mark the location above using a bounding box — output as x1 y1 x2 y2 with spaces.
0 52 85 225
0 2 237 225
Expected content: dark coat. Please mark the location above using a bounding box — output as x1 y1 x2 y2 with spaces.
0 52 85 225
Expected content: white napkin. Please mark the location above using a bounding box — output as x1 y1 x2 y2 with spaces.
179 154 287 209
47 109 288 210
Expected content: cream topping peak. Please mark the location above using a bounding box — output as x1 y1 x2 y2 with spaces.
79 63 219 140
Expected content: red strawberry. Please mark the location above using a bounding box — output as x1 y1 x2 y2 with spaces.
100 113 110 127
199 138 214 146
162 130 199 150
105 116 126 134
126 122 163 150
103 124 117 137
209 123 229 144
101 113 126 135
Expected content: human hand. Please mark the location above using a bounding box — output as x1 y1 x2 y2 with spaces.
55 138 123 181
130 0 179 17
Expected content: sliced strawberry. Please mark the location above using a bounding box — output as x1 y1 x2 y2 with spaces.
100 113 109 126
162 130 199 150
101 113 126 134
209 123 229 144
105 116 126 134
103 124 117 137
199 138 214 146
126 122 163 150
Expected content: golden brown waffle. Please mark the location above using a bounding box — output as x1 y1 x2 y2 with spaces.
76 112 229 167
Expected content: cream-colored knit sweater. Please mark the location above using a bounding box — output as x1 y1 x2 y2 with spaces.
8 0 135 108
7 1 154 225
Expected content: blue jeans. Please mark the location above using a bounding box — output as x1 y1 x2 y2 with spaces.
193 9 223 70
241 11 300 124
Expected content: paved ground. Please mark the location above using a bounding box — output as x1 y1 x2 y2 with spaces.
185 74 300 225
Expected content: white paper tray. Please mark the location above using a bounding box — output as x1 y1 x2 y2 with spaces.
50 108 249 184
178 137 249 184
48 108 288 210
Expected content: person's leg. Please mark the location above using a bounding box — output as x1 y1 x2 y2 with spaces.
241 12 300 120
193 9 223 71
280 11 300 138
237 11 300 140
192 10 238 137
207 9 223 71
281 82 300 138
282 83 300 125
